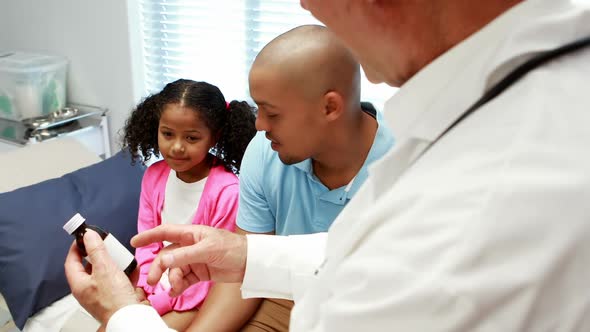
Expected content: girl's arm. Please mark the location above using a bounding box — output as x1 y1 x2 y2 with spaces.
134 174 162 294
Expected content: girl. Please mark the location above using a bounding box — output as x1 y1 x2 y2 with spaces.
122 79 256 331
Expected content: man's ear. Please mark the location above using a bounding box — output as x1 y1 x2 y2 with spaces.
323 91 345 122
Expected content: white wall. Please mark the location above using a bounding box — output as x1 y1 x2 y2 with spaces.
0 0 142 152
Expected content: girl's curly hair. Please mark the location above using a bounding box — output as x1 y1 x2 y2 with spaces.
122 79 257 173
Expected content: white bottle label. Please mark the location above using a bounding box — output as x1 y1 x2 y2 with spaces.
99 234 135 271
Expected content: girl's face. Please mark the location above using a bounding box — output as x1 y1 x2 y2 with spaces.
158 103 216 182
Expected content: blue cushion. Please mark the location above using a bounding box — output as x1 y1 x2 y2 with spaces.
0 150 145 329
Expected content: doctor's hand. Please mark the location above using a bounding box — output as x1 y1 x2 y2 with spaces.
64 230 139 324
131 224 247 297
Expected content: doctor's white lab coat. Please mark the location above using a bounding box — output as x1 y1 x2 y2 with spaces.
107 0 590 331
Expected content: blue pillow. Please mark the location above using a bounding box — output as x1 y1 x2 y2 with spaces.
0 150 145 329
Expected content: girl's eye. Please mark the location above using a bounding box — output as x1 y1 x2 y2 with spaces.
187 136 199 142
162 131 173 137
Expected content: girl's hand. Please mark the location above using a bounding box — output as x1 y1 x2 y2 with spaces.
128 267 140 285
135 287 147 302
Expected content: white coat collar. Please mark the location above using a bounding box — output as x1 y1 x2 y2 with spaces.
384 0 587 145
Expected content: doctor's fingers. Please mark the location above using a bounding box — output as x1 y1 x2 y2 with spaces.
65 229 114 284
83 230 115 275
64 241 92 291
131 224 202 248
146 233 199 286
146 251 168 286
158 241 215 271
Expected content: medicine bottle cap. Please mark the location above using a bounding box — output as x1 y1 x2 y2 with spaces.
63 213 86 235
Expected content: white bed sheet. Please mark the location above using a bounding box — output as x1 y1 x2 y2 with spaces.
22 295 91 332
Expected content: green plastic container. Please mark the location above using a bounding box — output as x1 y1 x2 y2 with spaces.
0 52 68 121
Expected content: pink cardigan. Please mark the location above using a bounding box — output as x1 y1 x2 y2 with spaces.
135 160 239 315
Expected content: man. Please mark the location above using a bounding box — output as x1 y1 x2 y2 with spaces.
66 0 590 331
68 24 393 331
182 25 393 331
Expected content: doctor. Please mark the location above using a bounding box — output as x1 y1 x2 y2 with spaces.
65 0 590 331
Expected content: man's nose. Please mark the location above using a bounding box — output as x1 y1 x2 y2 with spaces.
255 114 269 132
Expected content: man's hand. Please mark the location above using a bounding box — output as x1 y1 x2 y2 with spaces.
64 230 139 324
131 224 248 297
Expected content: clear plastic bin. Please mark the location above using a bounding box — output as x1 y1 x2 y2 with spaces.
0 52 68 121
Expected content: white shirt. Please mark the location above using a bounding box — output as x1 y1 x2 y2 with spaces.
160 170 206 247
107 0 590 331
156 170 206 287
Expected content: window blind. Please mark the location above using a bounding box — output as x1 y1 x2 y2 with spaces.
138 0 395 108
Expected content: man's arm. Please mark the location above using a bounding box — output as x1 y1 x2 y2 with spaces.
186 228 271 332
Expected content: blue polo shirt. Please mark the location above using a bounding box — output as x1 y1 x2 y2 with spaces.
237 110 394 235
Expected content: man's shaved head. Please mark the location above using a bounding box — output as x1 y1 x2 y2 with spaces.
251 25 360 105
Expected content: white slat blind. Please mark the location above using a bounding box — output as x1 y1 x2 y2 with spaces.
139 0 395 109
